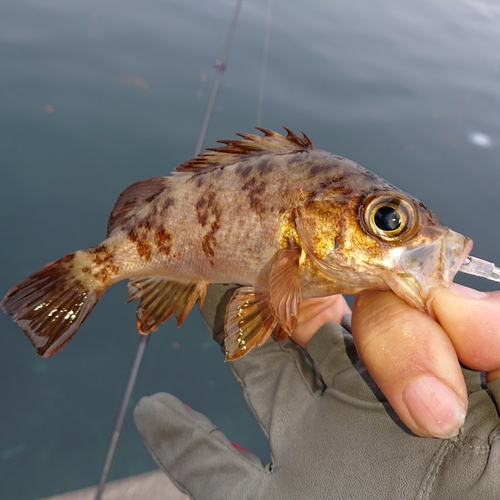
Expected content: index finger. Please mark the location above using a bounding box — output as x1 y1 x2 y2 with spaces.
427 284 500 381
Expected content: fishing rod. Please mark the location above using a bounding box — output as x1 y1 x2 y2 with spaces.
194 0 244 156
94 1 244 498
94 334 149 499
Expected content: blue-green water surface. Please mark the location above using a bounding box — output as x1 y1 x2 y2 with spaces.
1 1 500 498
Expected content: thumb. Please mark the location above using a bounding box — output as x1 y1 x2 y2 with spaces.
134 393 266 499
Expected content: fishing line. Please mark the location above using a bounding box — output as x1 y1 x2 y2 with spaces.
94 1 244 498
256 0 273 127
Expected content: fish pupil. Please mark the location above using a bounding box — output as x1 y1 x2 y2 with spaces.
374 206 401 231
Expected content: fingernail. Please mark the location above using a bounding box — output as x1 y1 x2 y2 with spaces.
448 283 487 300
404 376 466 438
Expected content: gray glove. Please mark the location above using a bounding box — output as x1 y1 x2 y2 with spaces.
134 286 500 500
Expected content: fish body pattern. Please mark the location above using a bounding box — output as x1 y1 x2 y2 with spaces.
1 128 472 359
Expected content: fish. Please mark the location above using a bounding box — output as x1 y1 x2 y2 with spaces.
1 127 494 360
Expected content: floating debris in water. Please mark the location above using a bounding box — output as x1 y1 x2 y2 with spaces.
467 131 493 148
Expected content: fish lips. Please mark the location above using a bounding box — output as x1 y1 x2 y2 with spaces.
385 230 473 310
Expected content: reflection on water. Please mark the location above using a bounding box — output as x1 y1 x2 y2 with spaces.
1 0 499 498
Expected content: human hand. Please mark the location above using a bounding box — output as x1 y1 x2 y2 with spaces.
134 284 500 500
292 284 500 438
290 294 351 349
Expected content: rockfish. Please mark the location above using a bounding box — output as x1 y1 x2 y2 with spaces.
1 128 485 359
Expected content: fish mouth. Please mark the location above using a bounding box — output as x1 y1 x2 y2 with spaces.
386 230 473 310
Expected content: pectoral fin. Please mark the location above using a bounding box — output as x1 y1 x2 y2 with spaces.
224 248 303 360
224 287 280 360
128 277 208 334
268 247 303 334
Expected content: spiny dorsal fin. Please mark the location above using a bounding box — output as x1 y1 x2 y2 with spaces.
175 127 314 176
107 177 168 237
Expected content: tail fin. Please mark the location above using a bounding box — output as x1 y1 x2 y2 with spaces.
1 253 105 357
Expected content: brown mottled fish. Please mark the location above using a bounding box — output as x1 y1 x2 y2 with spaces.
2 128 498 359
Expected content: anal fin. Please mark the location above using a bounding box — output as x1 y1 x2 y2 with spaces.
225 287 281 361
128 277 208 334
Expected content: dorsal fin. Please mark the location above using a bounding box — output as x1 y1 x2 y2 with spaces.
175 127 314 176
107 177 167 237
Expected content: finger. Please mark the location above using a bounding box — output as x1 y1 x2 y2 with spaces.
292 294 351 349
427 284 500 381
229 336 320 437
352 290 467 438
134 393 263 498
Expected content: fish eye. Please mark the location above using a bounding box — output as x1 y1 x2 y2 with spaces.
361 193 418 242
374 206 401 231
